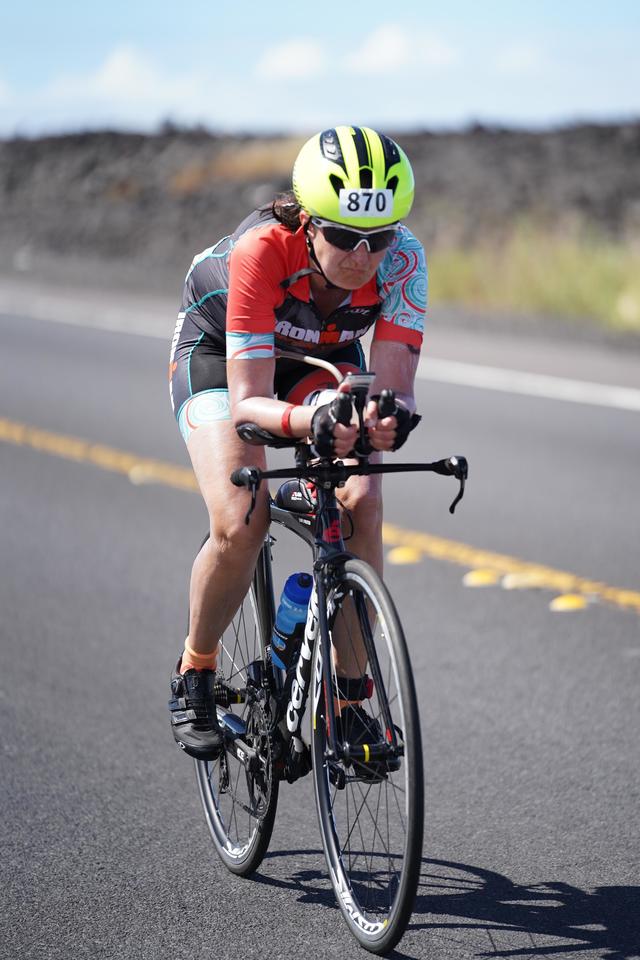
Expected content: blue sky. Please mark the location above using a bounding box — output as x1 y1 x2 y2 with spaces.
1 0 639 135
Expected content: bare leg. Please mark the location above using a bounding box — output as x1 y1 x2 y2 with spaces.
185 420 269 660
332 467 383 678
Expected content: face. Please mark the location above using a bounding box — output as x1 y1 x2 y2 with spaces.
300 212 388 290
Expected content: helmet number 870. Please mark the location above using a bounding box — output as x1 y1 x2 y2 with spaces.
339 189 392 218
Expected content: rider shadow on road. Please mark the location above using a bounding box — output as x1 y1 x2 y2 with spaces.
397 859 639 960
256 851 639 959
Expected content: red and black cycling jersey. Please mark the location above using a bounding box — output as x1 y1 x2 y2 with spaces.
177 207 427 362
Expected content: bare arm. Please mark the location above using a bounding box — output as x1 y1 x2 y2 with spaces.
227 357 358 455
366 340 421 450
227 357 314 437
369 339 419 413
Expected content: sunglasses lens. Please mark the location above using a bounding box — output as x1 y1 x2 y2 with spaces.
319 224 397 253
367 230 397 252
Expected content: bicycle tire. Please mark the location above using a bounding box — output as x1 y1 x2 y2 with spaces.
311 558 423 954
194 540 279 876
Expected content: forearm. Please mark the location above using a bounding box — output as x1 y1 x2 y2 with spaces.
232 396 313 438
369 340 419 413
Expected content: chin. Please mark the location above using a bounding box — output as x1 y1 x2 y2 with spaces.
335 270 372 289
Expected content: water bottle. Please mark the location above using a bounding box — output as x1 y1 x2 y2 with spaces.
271 572 313 672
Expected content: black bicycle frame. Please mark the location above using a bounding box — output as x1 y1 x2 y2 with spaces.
266 481 395 765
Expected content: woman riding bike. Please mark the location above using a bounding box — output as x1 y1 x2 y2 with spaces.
167 125 426 760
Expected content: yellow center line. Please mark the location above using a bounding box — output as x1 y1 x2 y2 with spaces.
2 415 639 616
381 522 640 615
0 416 198 492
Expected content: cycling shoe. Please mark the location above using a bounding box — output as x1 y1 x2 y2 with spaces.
335 702 383 748
335 703 389 780
168 660 223 761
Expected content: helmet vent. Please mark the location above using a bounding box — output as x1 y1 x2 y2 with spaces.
386 175 399 195
380 134 401 177
359 168 373 189
329 174 344 197
320 129 347 174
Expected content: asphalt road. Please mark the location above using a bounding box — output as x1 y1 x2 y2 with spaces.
1 307 639 960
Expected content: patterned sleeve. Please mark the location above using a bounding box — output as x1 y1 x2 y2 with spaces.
373 226 427 351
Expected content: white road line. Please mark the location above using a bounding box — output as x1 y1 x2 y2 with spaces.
3 293 639 412
418 357 640 413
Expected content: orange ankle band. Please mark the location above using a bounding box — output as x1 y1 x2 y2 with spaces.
181 640 218 673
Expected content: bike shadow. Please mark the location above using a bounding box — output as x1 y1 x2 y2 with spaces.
412 859 639 960
255 851 639 959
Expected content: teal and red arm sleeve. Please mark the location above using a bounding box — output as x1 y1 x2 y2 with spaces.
374 226 427 351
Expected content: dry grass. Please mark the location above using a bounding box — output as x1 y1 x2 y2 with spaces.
428 223 640 330
168 138 304 195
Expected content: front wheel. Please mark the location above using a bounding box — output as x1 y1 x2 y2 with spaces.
311 559 424 955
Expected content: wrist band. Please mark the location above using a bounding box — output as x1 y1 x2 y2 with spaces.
281 404 296 437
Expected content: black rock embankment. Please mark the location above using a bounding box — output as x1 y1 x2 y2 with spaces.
1 123 639 296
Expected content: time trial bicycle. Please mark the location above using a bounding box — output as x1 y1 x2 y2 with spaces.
192 357 468 954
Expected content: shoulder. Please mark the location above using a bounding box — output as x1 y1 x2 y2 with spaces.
377 226 426 288
230 219 304 270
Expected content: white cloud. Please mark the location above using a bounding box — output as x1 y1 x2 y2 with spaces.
420 31 459 69
46 45 202 109
345 24 412 74
255 39 326 79
344 24 458 75
495 43 544 76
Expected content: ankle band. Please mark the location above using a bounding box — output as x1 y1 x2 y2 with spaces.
183 640 218 672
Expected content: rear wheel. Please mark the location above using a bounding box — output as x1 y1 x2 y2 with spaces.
311 558 423 954
195 541 279 876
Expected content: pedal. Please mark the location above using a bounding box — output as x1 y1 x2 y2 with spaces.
328 760 346 790
284 740 312 784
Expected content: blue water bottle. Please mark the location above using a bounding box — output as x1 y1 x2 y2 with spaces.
271 573 313 672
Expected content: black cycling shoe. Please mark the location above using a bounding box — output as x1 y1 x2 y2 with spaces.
335 703 388 780
336 703 383 748
168 660 224 761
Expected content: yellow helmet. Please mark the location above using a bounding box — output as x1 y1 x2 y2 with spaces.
292 125 415 228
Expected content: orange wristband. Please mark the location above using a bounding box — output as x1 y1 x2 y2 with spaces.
281 404 296 437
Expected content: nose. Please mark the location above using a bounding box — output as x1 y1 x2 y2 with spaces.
348 239 371 263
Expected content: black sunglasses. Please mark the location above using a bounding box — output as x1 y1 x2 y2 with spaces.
311 218 398 253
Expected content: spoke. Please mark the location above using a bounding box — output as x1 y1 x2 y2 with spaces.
365 775 385 910
231 761 245 841
238 602 252 673
340 779 375 855
386 779 392 911
352 784 370 887
346 777 352 875
389 771 408 833
354 779 394 865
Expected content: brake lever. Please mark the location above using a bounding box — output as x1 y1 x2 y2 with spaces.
245 482 259 524
446 456 468 514
230 466 262 524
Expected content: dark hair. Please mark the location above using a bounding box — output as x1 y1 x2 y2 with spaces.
270 190 302 232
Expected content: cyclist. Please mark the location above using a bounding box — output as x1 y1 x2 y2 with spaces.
168 125 426 759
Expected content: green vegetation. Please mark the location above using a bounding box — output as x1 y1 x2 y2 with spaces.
427 224 640 331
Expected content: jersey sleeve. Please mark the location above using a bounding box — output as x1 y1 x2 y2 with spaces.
373 227 427 351
181 242 231 335
225 227 287 360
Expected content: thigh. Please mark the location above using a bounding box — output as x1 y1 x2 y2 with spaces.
170 314 231 442
168 316 269 531
187 418 269 537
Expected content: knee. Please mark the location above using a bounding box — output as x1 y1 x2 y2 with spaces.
208 491 269 556
341 481 383 531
